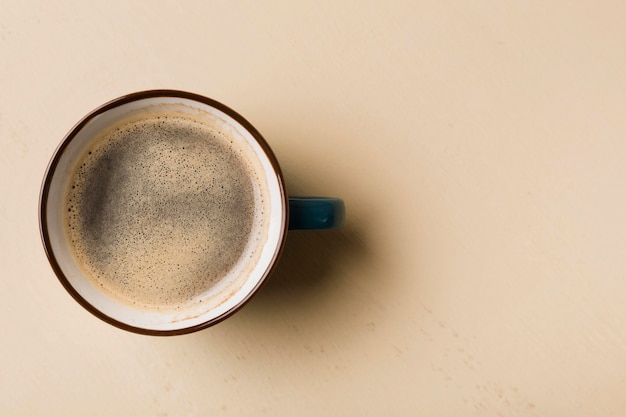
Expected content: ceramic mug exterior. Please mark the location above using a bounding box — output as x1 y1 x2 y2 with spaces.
39 90 344 335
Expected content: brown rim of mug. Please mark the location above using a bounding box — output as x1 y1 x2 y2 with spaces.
38 90 289 336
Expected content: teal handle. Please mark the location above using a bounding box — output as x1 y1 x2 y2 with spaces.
288 197 345 230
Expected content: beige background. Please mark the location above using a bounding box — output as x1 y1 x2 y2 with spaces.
2 1 626 415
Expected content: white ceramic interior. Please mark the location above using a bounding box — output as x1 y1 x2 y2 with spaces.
41 93 286 333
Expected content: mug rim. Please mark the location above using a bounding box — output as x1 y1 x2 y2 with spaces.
38 90 289 336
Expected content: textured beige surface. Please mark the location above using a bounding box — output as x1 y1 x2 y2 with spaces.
2 1 626 415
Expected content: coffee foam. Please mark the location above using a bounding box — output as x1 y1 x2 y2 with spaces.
64 111 269 312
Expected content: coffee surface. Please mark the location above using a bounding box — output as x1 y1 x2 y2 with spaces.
64 112 266 310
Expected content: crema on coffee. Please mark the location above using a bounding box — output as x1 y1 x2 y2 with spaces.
63 111 269 311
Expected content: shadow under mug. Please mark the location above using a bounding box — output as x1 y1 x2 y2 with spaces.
39 90 344 335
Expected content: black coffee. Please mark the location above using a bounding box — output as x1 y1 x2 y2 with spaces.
64 112 268 311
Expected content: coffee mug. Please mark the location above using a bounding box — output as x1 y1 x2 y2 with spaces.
39 90 344 335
